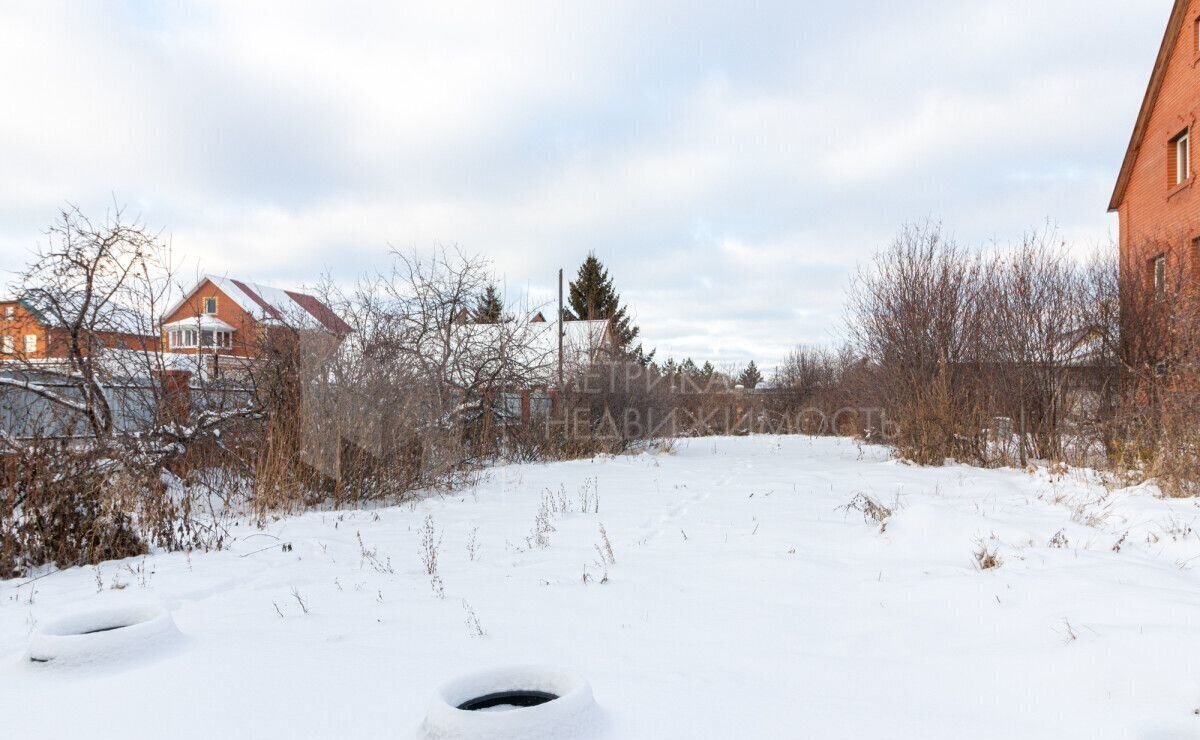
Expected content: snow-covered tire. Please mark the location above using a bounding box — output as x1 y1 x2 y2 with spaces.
28 604 180 666
419 667 602 740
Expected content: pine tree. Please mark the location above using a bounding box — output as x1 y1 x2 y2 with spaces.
567 253 654 363
699 361 715 379
679 358 700 377
475 284 503 324
738 360 763 389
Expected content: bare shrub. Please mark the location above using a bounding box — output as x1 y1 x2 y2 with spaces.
849 223 992 465
0 443 147 578
973 539 1002 570
466 526 479 561
594 523 616 565
419 514 442 577
1047 529 1069 549
527 496 556 549
839 492 893 529
462 599 485 637
578 477 599 514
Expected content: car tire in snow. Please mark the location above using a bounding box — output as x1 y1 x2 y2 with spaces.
28 604 181 666
419 667 602 740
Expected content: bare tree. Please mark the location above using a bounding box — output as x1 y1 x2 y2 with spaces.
981 231 1091 462
848 222 990 464
0 207 263 573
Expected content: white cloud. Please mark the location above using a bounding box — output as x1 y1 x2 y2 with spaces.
0 0 1171 369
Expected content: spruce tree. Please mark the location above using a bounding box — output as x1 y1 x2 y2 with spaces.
738 360 763 389
475 284 503 324
567 253 654 363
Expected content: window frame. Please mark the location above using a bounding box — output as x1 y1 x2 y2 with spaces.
1153 254 1167 301
169 327 231 350
24 335 36 354
1171 129 1191 187
1 336 12 354
203 296 218 315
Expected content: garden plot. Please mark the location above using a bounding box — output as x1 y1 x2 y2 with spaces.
2 436 1200 739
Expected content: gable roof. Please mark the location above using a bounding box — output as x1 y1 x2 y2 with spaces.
14 293 156 337
1109 0 1190 212
166 275 351 335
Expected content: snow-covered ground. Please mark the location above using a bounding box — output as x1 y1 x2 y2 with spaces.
4 436 1200 738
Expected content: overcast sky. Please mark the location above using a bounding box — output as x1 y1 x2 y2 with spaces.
0 0 1173 370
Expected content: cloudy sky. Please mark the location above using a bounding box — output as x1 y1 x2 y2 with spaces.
0 0 1173 369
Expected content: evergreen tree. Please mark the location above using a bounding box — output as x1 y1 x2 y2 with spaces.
475 284 503 323
699 361 715 379
567 253 654 363
679 358 700 377
738 360 763 389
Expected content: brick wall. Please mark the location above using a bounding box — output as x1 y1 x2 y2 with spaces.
1120 0 1200 281
161 278 260 358
0 301 51 359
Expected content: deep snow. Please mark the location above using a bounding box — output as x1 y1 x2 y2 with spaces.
3 436 1200 738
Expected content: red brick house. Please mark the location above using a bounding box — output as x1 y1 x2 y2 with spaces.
160 275 350 378
1110 0 1200 292
0 298 156 361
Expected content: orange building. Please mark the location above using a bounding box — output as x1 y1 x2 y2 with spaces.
0 298 156 361
1110 0 1200 291
160 275 350 362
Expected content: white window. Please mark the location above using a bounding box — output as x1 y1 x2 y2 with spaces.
1154 254 1167 301
3 306 13 319
169 329 199 348
203 297 217 314
1 336 12 354
24 335 36 354
1174 130 1190 186
170 327 230 350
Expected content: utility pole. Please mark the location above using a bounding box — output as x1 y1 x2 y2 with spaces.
558 268 564 390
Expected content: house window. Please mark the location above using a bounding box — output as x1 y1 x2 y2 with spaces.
498 392 523 419
203 297 218 314
530 392 552 418
171 328 230 349
3 306 12 320
1 336 12 354
1154 254 1167 301
169 329 200 348
1170 129 1190 187
24 335 36 354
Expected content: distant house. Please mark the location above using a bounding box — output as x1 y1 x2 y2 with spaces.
0 297 156 361
452 316 615 423
1109 0 1200 296
160 275 351 377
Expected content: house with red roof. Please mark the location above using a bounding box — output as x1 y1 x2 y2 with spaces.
160 275 350 376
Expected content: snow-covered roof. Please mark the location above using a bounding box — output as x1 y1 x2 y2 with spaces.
166 275 351 335
162 315 237 332
16 292 157 337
